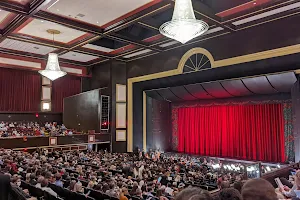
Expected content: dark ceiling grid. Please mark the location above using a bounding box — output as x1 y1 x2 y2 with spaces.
221 0 297 23
0 0 173 64
0 0 299 65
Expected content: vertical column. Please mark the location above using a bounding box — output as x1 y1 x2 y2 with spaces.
292 78 300 162
111 60 127 152
41 77 52 112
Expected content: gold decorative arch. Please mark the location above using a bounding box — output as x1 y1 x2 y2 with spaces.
177 48 215 74
127 44 300 152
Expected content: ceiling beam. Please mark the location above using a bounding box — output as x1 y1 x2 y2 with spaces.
105 33 163 52
7 34 69 49
0 15 27 42
0 1 27 14
191 0 236 32
0 0 173 58
103 1 173 34
28 0 52 16
221 0 299 23
138 19 160 31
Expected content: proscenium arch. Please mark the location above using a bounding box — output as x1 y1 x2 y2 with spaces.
177 48 215 74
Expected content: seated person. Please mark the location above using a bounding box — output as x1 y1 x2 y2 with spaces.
40 178 58 197
0 121 5 128
242 178 277 200
8 122 14 128
175 187 213 200
218 188 242 200
61 124 67 130
279 171 300 198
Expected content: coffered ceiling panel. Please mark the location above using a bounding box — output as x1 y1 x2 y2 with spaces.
59 51 99 62
0 10 10 23
232 2 300 25
82 44 114 53
0 38 56 55
15 19 88 44
45 0 155 27
0 10 16 30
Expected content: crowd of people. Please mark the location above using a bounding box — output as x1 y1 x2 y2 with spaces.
0 149 297 200
0 121 73 138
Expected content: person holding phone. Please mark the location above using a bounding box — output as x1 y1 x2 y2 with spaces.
280 171 300 198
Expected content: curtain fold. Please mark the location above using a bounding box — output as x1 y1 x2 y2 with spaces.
0 68 41 112
176 104 285 163
52 75 81 112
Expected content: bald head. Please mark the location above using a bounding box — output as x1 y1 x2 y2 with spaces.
242 178 277 200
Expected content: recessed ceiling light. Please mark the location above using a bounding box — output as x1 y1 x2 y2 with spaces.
96 21 99 24
57 9 59 12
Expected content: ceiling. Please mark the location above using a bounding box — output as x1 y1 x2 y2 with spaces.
0 0 299 67
146 72 297 102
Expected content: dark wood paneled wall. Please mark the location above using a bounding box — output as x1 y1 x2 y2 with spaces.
82 60 127 153
63 89 110 132
127 15 300 78
146 97 172 151
0 113 62 124
111 61 127 153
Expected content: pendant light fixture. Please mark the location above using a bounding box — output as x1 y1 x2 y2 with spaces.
39 29 66 81
159 0 209 44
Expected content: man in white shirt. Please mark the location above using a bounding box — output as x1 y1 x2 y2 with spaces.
0 122 5 128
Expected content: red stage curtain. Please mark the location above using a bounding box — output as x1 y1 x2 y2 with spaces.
0 68 41 112
177 104 285 162
52 75 81 112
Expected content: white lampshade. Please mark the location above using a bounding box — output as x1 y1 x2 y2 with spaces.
159 0 209 44
39 53 66 81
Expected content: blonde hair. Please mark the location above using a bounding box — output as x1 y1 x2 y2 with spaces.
74 182 83 193
295 171 300 187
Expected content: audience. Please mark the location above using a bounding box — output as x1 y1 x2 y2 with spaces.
0 121 75 138
0 148 294 200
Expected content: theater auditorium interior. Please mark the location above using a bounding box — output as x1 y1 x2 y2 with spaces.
1 0 300 200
